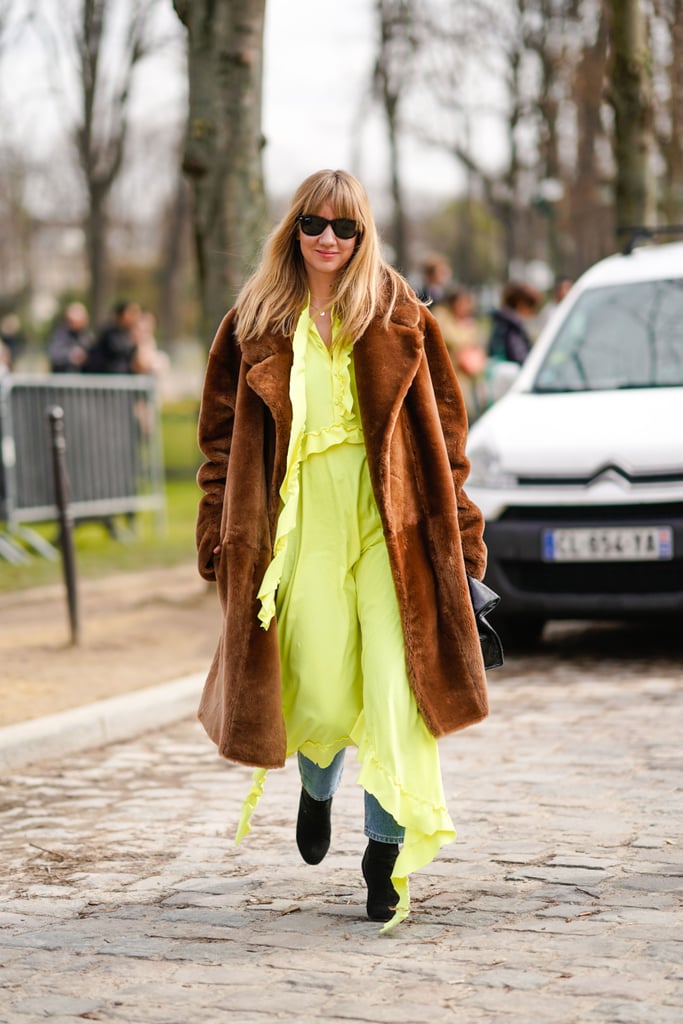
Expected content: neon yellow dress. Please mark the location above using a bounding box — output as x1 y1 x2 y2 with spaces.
238 305 456 931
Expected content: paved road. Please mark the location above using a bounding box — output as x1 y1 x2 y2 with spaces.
0 623 682 1023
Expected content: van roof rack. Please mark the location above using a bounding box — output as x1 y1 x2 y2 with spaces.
617 225 683 255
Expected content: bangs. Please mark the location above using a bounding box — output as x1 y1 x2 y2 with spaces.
298 171 366 230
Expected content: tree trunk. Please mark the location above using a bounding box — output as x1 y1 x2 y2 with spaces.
71 0 154 326
384 91 407 271
502 37 524 276
173 0 268 342
372 0 417 273
657 0 683 225
531 0 567 276
607 0 656 232
86 181 108 327
158 171 191 343
568 4 612 274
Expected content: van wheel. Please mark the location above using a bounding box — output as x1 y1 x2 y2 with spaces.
493 614 546 650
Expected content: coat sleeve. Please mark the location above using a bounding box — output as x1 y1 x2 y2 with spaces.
195 309 241 582
422 310 487 580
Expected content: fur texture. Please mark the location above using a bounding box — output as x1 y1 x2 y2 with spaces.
196 296 489 768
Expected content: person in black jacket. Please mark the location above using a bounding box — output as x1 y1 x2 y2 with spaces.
0 313 25 369
47 302 92 373
83 300 140 374
487 281 541 364
81 299 142 537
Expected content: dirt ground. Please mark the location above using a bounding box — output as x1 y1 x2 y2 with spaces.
0 563 222 727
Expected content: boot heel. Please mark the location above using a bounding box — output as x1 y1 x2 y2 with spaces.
361 839 399 922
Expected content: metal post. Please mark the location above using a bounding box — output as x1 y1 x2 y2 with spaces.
47 406 80 646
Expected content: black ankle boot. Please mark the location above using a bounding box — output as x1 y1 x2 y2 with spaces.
296 788 332 865
361 839 400 922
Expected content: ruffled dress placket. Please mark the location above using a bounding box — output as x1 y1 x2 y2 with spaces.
238 306 356 841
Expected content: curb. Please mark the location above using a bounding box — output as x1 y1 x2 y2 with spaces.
0 673 204 773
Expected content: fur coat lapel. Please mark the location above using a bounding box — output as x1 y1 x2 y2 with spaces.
353 311 423 461
242 331 293 442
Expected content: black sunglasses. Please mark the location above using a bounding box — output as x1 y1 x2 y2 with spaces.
297 214 359 240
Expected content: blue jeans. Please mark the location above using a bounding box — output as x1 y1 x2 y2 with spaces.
298 750 405 844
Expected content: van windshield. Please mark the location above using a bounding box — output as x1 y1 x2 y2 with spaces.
533 279 683 392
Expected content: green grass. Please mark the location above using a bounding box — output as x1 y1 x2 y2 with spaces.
0 402 205 594
0 479 202 594
162 399 202 479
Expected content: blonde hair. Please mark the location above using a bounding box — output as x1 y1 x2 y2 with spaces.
234 169 416 345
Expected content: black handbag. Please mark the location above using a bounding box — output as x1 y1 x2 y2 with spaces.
467 576 504 670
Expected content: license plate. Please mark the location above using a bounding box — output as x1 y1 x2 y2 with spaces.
542 526 673 562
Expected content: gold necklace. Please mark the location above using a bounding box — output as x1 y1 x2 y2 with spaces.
310 296 332 318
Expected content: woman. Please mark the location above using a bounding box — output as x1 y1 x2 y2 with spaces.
196 169 489 931
432 285 487 421
487 280 541 365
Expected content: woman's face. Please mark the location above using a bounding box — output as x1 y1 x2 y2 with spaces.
297 201 357 281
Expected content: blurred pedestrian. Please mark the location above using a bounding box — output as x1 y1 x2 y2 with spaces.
195 168 489 931
82 299 143 538
414 252 451 304
0 313 25 369
0 338 10 376
551 276 573 305
433 285 487 420
131 310 169 377
83 300 140 374
532 276 574 338
47 302 92 373
130 310 169 437
487 280 541 365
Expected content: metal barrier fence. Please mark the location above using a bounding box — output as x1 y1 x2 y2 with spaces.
0 374 166 562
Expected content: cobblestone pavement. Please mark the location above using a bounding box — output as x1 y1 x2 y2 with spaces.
0 628 682 1023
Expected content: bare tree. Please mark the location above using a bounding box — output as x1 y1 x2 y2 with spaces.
371 0 421 272
0 146 32 307
0 3 38 312
567 2 613 272
496 0 530 274
431 0 537 276
404 0 546 276
652 0 683 225
393 0 503 275
35 0 166 325
606 0 656 232
523 0 582 274
157 166 191 342
78 1 153 323
409 0 640 278
173 0 267 341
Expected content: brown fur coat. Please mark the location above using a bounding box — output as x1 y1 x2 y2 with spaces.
195 295 489 768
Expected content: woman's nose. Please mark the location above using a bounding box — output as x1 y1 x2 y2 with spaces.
318 224 336 243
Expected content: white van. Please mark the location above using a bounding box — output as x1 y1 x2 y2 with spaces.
466 240 683 644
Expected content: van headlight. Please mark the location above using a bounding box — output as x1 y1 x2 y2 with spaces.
467 442 517 488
